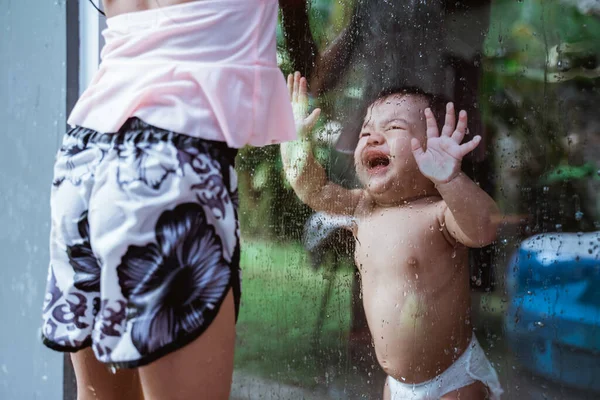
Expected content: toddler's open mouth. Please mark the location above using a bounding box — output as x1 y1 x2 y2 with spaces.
364 150 390 174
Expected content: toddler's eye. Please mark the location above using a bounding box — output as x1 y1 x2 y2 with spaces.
360 132 370 138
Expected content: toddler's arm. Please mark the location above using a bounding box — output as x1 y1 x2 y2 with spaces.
412 103 499 247
280 72 362 216
437 173 499 248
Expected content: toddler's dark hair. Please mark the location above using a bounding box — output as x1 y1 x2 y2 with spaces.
368 86 449 127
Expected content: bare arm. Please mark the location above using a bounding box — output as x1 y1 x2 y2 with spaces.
437 173 499 248
281 73 362 216
412 103 499 248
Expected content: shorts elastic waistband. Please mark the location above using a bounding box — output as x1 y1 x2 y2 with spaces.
67 118 237 159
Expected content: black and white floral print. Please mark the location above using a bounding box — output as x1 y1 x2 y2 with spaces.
117 202 231 355
42 118 240 368
93 300 127 358
116 136 178 189
42 211 101 350
114 127 237 219
43 266 62 315
69 211 101 294
42 268 93 349
180 141 234 218
52 129 106 188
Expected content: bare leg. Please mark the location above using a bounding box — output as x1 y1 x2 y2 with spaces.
138 289 236 400
70 348 143 400
382 377 391 400
441 381 490 400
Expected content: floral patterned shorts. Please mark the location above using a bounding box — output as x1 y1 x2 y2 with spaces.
41 118 241 368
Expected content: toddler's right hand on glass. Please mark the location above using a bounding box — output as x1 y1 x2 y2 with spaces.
288 72 321 139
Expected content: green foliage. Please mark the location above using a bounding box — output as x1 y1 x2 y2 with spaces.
481 0 600 228
234 240 353 386
482 0 599 166
242 0 600 238
236 145 311 241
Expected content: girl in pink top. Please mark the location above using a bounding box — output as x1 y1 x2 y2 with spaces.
40 1 295 399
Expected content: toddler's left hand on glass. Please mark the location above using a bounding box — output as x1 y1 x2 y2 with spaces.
411 103 481 185
287 71 320 141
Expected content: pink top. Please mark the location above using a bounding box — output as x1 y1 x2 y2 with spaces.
68 0 296 148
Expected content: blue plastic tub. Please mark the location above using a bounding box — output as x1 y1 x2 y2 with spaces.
505 232 600 393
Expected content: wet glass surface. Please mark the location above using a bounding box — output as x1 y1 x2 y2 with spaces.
1 0 599 399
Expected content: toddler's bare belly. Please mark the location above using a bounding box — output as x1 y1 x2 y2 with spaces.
362 278 472 383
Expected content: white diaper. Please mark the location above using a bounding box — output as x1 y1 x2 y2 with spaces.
388 334 503 399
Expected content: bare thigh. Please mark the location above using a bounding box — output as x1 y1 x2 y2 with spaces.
138 288 237 400
441 381 490 400
70 349 143 400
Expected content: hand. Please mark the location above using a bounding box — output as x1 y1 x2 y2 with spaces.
288 71 321 141
411 103 481 185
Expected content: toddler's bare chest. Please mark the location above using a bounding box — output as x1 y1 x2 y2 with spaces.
353 210 452 278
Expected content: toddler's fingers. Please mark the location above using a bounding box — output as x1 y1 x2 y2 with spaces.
452 129 466 145
299 77 308 103
455 110 468 136
305 108 321 128
459 135 481 156
441 102 455 137
287 74 293 99
293 72 301 103
425 108 439 139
